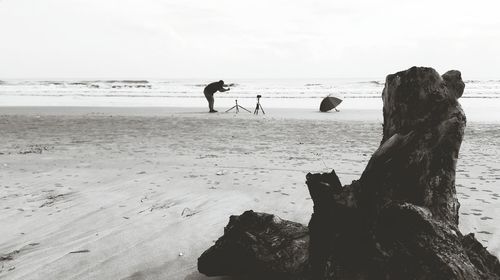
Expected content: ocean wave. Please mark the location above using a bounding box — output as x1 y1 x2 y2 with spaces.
110 84 152 89
102 80 149 84
41 81 65 86
64 80 149 85
1 91 500 99
304 83 323 86
53 80 151 88
192 83 238 87
462 79 500 84
2 80 152 87
359 81 384 85
1 79 500 104
68 82 91 86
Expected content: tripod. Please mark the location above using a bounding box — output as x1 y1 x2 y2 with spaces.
254 95 265 115
226 99 251 113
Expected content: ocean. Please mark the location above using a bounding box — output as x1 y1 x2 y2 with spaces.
1 79 500 109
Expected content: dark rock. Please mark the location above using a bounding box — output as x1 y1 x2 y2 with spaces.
198 67 500 280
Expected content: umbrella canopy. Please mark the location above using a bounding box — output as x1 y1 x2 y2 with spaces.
319 96 342 112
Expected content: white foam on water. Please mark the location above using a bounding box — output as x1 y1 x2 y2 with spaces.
1 78 499 122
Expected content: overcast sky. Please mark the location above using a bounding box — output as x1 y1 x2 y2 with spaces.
1 0 499 79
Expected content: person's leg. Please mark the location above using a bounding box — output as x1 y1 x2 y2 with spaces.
204 92 216 112
208 95 216 112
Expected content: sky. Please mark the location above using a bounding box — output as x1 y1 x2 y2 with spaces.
0 0 499 79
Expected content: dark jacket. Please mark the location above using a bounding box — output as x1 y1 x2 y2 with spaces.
204 81 224 96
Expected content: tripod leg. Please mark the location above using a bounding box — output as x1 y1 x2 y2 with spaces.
260 104 265 114
239 106 251 113
225 105 237 113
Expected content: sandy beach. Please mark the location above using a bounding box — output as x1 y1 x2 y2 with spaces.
0 106 499 279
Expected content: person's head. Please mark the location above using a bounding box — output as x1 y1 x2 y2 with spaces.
219 80 224 86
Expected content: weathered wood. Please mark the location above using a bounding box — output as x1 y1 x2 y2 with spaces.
366 67 466 225
198 67 500 279
197 210 309 279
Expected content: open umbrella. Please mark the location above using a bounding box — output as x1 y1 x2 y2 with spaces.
319 96 342 112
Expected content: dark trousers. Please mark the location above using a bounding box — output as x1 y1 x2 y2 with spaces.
204 92 214 111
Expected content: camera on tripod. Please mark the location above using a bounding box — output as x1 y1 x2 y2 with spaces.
254 94 265 115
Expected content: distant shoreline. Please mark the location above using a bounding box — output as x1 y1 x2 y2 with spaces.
1 100 500 123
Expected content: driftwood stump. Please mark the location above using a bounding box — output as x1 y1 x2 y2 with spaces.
198 67 500 279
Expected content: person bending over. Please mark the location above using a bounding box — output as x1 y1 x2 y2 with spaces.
203 80 230 113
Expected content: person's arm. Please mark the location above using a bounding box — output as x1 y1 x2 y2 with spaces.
219 87 230 92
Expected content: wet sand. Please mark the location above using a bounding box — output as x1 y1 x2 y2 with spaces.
0 107 499 279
